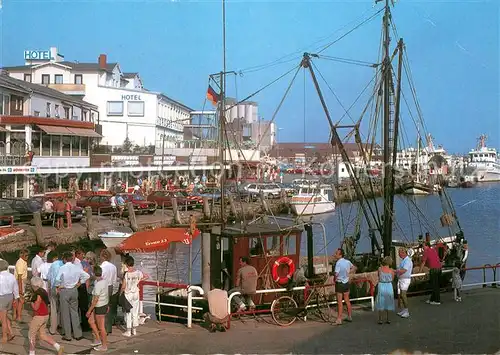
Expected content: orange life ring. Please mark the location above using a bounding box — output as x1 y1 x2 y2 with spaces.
435 242 448 261
272 257 296 285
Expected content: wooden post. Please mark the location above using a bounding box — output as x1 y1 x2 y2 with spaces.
127 202 138 232
171 197 182 224
202 196 210 219
227 194 237 217
201 232 211 293
33 212 44 247
259 190 269 213
85 207 98 240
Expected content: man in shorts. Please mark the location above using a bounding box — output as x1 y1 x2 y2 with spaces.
14 249 29 322
396 248 413 318
334 248 356 325
0 259 19 342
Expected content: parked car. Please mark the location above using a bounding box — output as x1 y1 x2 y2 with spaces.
32 196 84 222
176 190 204 207
117 193 157 214
76 195 115 215
146 191 198 209
0 200 21 225
243 183 282 199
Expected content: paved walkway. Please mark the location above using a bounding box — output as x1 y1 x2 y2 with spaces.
1 287 498 354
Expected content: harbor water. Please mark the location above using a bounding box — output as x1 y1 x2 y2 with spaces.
135 183 500 299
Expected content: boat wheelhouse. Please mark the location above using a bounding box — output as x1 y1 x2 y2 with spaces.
290 184 336 215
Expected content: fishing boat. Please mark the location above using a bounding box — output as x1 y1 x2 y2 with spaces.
152 0 468 325
290 183 336 215
403 135 433 195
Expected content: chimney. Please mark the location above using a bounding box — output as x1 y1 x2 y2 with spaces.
98 54 107 69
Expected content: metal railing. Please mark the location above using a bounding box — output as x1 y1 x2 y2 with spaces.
138 280 205 328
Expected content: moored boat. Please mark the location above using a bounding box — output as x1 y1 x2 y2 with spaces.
290 184 335 215
98 226 134 248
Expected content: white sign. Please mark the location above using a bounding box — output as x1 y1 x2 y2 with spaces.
0 166 37 174
24 50 54 60
121 94 142 101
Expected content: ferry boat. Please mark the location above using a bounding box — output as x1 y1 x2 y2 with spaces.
468 135 500 182
290 184 336 215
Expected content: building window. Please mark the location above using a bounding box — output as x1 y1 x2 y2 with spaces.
41 134 50 156
41 74 50 84
54 105 60 118
80 137 89 156
54 74 63 84
52 135 61 156
71 136 80 156
74 74 83 85
62 136 71 156
64 107 70 119
34 111 40 117
107 101 123 116
24 74 32 82
46 103 51 117
127 101 144 116
31 132 41 156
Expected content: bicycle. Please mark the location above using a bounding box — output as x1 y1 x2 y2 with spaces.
270 278 336 327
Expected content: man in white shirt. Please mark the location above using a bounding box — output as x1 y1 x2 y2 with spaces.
38 253 54 292
55 251 90 341
31 247 45 278
334 248 356 325
100 249 119 334
0 259 19 342
396 248 413 318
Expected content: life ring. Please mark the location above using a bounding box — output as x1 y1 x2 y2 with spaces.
435 242 448 261
272 257 296 285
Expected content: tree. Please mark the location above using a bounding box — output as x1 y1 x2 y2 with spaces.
122 137 132 153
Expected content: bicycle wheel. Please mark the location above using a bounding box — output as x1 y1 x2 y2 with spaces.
316 291 336 323
271 295 298 327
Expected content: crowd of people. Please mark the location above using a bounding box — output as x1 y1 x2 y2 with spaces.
0 244 148 353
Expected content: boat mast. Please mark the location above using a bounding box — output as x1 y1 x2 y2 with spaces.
219 0 227 225
381 0 394 256
416 131 420 183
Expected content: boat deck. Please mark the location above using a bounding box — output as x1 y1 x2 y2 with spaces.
1 287 498 354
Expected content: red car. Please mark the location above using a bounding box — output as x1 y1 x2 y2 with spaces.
76 195 114 214
117 193 157 214
147 191 198 209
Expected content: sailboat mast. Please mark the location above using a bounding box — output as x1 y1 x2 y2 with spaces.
381 0 393 256
219 0 227 225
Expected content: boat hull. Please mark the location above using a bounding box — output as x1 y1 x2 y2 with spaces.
98 231 133 248
403 186 430 195
475 170 500 182
291 201 336 215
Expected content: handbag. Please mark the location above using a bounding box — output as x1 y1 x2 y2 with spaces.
119 292 133 313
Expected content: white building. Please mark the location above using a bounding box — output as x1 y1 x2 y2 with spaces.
4 47 192 152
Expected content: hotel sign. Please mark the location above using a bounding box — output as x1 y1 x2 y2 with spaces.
24 50 54 60
121 94 141 101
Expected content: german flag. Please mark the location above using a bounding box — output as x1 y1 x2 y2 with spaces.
206 85 220 106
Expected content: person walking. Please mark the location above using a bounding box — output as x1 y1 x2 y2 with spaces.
396 248 413 318
87 265 109 352
121 256 146 337
376 256 395 324
54 251 90 341
334 248 356 325
64 198 72 229
28 277 63 355
419 242 443 305
0 259 18 343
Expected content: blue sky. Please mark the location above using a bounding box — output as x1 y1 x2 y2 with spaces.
1 0 498 154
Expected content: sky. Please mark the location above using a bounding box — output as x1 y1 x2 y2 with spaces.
0 0 498 154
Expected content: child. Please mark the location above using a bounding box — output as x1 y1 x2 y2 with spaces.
452 261 462 302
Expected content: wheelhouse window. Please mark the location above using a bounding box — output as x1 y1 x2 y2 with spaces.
284 234 296 256
249 238 264 257
24 74 32 82
107 101 123 116
41 74 50 84
54 74 63 84
127 101 145 116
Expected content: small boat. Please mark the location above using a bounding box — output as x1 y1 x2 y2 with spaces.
290 184 335 215
402 181 434 195
98 226 134 248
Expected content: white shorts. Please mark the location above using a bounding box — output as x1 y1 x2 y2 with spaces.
398 279 411 294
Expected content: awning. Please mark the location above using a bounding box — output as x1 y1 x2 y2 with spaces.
67 127 102 138
37 125 75 135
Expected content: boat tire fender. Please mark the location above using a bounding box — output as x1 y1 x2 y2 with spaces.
272 257 296 285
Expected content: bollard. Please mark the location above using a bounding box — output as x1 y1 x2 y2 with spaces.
85 207 98 240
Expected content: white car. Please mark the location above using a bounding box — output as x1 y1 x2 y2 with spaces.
244 183 282 199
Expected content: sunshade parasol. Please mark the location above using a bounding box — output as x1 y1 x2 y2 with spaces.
118 227 201 253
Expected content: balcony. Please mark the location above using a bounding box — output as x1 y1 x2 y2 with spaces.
47 83 86 96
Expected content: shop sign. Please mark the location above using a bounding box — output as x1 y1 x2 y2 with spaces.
0 166 37 174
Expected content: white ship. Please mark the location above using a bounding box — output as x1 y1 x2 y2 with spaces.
468 135 500 182
290 184 336 215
